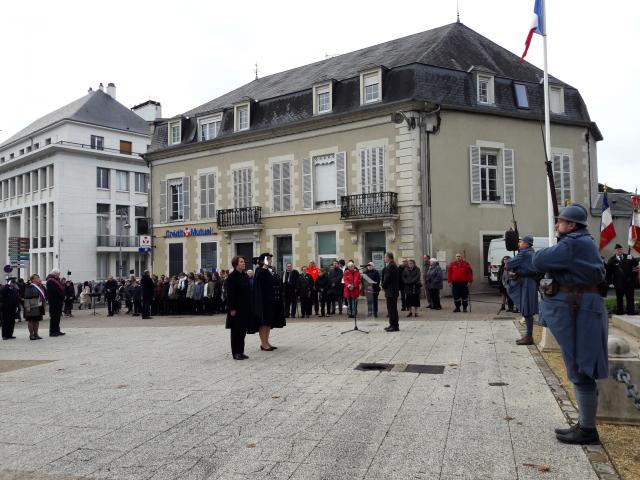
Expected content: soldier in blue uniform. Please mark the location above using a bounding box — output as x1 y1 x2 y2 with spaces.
532 203 608 445
507 234 539 345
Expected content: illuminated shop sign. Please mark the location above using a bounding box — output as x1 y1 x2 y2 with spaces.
164 227 216 238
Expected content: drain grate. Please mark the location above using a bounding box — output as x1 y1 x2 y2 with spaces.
488 382 509 386
355 363 394 372
404 364 445 374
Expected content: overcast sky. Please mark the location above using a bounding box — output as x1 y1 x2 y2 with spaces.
1 0 638 192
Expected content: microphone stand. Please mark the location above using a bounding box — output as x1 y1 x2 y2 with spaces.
341 267 369 334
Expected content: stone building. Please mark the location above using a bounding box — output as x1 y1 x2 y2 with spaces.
146 22 602 284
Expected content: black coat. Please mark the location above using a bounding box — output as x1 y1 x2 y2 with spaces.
282 270 300 294
104 279 118 299
297 273 314 298
382 262 400 298
366 269 381 293
225 269 257 332
253 266 286 328
607 254 639 289
315 275 330 295
141 275 155 300
1 284 20 319
45 276 65 306
328 268 343 295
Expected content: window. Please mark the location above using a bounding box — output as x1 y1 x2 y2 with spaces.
97 167 110 189
25 173 30 194
90 135 104 150
32 171 38 191
479 152 498 202
115 170 129 191
34 142 39 150
514 83 529 109
40 168 47 190
0 157 4 163
477 75 494 104
97 254 109 279
550 86 565 114
199 115 222 141
165 177 190 221
26 146 32 153
553 153 572 206
9 153 14 159
48 165 54 188
116 206 130 240
119 140 132 154
9 178 15 198
134 172 148 193
234 103 250 131
19 149 24 156
45 138 51 145
0 181 5 200
17 176 23 196
135 206 149 235
360 70 381 104
302 152 347 210
313 83 332 114
233 168 253 208
199 172 216 219
360 147 385 193
317 232 337 268
97 204 110 242
272 162 291 212
200 242 217 272
169 243 184 276
469 146 515 205
169 121 181 145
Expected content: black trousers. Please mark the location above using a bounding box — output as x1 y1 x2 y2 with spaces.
142 298 152 318
615 287 636 315
429 288 442 309
1 309 15 338
400 288 406 310
311 290 319 314
106 296 117 315
284 290 297 317
300 296 312 316
230 328 246 355
49 302 63 334
451 282 469 309
387 296 399 329
63 299 74 315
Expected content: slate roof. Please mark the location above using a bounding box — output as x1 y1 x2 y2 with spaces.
593 192 634 217
0 89 150 149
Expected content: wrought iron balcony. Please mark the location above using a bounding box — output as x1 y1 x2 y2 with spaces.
340 192 399 220
97 235 137 247
216 206 262 229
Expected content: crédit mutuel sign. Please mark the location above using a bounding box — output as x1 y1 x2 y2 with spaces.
164 227 217 238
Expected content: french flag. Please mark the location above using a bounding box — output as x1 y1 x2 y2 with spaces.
599 191 616 250
519 0 545 64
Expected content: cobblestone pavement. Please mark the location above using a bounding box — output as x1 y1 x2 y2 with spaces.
0 315 599 480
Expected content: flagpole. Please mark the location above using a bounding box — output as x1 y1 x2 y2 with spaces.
542 0 554 247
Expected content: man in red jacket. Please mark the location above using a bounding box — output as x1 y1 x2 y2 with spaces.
447 253 473 312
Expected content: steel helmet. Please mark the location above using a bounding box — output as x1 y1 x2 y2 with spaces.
556 203 588 226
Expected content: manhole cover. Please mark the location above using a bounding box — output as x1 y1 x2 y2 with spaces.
403 364 445 374
488 382 509 386
355 363 394 372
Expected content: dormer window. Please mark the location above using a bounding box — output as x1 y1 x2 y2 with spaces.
169 120 181 145
234 103 250 132
513 83 529 109
360 69 382 105
477 74 495 104
550 86 565 114
313 82 332 115
199 114 222 141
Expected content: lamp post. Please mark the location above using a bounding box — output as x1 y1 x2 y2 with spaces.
117 209 131 279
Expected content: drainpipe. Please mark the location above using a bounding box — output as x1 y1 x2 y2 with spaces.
419 105 441 257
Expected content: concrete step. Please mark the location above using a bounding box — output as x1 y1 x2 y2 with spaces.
611 314 640 340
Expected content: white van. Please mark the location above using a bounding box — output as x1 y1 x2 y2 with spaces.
487 236 551 286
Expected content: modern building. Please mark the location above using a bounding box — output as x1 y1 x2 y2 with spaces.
146 22 602 285
0 84 157 281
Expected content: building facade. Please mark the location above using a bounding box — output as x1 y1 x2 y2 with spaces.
146 22 602 285
0 85 155 281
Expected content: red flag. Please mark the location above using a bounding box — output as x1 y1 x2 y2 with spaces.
599 191 616 250
629 195 640 254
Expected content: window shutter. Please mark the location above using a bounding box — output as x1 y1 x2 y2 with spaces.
207 173 215 218
182 176 190 220
360 149 369 194
246 168 253 206
376 146 385 192
502 148 515 205
272 163 281 212
336 151 347 203
159 180 167 223
469 145 481 203
199 174 207 219
233 170 239 208
302 157 313 210
282 162 291 211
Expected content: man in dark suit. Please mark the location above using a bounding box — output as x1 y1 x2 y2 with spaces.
1 278 20 340
140 271 155 319
104 274 118 317
382 252 400 332
607 244 639 315
46 269 66 336
282 263 299 318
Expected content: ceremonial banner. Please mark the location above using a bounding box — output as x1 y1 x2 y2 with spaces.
599 191 616 250
629 195 640 253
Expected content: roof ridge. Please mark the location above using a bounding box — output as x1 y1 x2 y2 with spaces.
415 23 457 64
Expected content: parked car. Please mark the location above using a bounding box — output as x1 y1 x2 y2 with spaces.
487 236 551 286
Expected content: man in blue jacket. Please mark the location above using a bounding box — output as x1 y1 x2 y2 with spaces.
532 203 608 445
507 234 539 345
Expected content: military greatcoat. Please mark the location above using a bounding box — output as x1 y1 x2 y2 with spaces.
532 228 608 382
506 247 539 317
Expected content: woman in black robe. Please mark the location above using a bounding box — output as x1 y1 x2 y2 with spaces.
226 255 257 360
253 253 286 351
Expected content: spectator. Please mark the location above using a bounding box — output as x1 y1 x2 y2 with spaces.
364 262 381 318
425 258 443 310
447 253 473 313
402 259 422 317
606 244 639 315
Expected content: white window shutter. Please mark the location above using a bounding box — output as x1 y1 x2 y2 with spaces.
246 169 253 206
336 151 347 203
302 157 313 210
272 163 281 212
360 149 368 194
502 148 515 205
376 146 385 192
159 180 167 223
282 162 291 211
182 176 190 220
469 145 481 204
208 173 215 217
233 170 239 208
199 174 207 219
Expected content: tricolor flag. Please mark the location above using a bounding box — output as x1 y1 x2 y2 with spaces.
599 191 616 250
628 194 640 253
519 0 546 64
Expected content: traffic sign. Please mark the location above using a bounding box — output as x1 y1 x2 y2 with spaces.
139 235 152 247
138 247 151 253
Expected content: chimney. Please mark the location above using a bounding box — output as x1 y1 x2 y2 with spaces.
98 82 104 91
107 82 116 99
132 100 163 122
88 87 93 93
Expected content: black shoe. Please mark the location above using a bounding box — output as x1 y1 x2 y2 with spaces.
453 308 461 313
30 335 37 340
233 354 247 360
556 426 599 445
142 317 152 319
2 336 16 340
35 335 43 340
384 326 399 332
555 423 579 435
58 332 66 336
261 346 276 351
49 332 60 337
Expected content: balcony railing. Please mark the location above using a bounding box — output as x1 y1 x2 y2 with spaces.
97 235 137 247
340 192 399 219
216 206 262 228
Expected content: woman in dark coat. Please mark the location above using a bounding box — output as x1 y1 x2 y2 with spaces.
226 256 257 360
425 258 443 310
402 259 422 317
23 274 46 340
253 253 286 351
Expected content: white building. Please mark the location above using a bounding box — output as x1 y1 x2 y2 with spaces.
0 84 158 281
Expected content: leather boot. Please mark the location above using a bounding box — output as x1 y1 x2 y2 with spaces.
516 335 534 345
556 426 599 445
555 423 579 435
